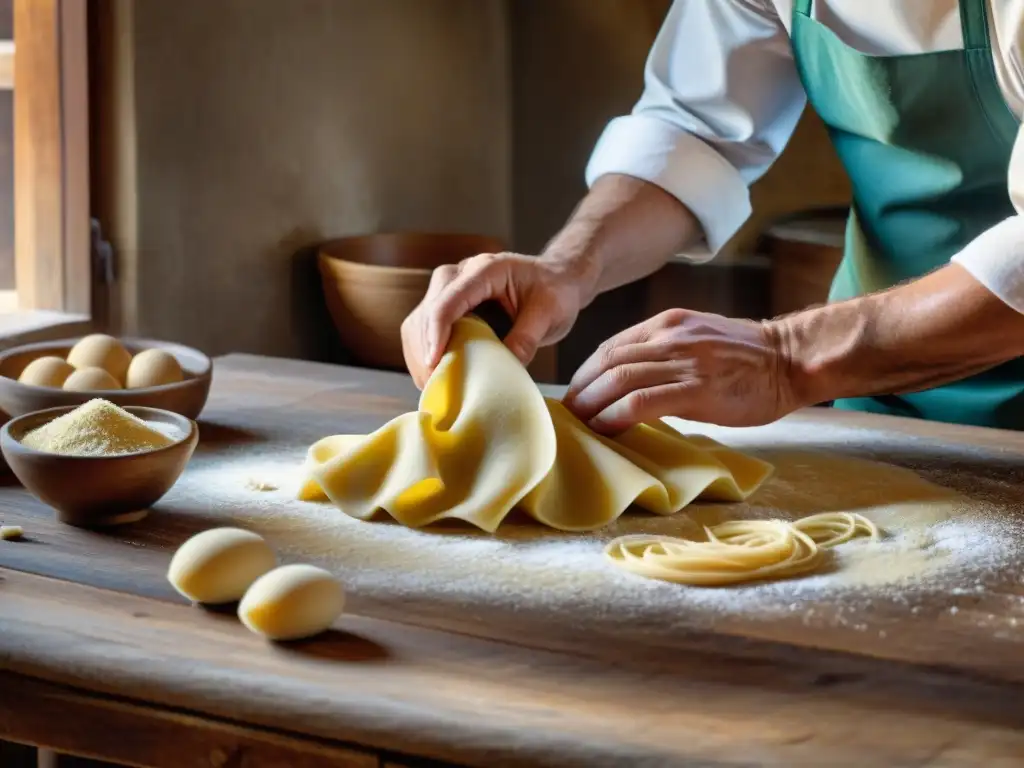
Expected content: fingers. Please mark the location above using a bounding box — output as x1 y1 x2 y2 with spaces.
568 358 690 425
401 309 432 390
566 336 636 403
564 332 675 406
419 263 460 364
503 300 551 365
402 264 459 388
403 253 521 388
401 251 583 389
425 256 511 365
588 382 694 435
564 310 689 401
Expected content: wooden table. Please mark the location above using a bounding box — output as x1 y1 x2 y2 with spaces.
2 354 1024 767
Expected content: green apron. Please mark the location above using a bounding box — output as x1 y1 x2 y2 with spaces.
791 0 1024 428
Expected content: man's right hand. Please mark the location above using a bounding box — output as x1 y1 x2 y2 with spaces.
401 252 586 388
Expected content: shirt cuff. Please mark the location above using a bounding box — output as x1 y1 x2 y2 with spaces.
950 216 1024 314
585 114 752 263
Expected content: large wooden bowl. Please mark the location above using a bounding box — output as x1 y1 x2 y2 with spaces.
318 232 504 370
0 405 199 528
0 338 212 419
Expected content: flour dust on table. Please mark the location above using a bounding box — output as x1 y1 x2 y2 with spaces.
169 406 1024 640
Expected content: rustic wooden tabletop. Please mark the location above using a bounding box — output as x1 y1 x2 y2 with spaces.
2 354 1024 767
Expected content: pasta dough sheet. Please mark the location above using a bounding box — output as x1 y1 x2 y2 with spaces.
300 317 774 532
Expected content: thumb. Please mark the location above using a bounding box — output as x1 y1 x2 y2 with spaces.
503 302 551 366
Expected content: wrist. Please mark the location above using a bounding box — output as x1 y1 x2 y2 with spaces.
538 221 604 310
766 263 1024 409
764 300 870 409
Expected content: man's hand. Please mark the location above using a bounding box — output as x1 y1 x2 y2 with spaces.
401 253 587 388
400 174 706 388
563 308 797 433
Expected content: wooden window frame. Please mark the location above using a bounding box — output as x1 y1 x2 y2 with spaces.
5 0 92 341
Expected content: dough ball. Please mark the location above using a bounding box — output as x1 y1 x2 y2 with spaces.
66 334 132 383
238 564 345 641
168 527 277 604
63 367 122 391
126 348 184 389
18 356 75 388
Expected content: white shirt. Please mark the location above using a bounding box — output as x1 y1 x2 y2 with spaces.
586 0 1024 314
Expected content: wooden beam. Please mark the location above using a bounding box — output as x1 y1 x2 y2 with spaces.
58 0 89 315
87 0 134 334
13 0 89 313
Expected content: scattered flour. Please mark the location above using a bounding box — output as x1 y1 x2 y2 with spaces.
161 415 1024 643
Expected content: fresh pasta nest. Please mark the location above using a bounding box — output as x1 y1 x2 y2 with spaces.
300 317 774 532
605 512 880 586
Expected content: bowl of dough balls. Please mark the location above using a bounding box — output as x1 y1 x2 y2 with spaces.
0 334 212 420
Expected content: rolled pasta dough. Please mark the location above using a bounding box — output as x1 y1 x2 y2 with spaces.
300 317 774 532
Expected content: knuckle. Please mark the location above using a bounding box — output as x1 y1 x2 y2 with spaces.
432 263 459 283
459 252 506 278
656 308 688 327
401 305 423 332
606 366 630 389
597 342 619 370
623 388 651 414
470 252 500 269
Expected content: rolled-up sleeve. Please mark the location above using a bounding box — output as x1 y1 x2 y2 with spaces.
950 124 1024 315
585 0 807 261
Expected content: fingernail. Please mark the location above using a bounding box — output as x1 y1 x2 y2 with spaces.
568 386 597 414
589 403 625 435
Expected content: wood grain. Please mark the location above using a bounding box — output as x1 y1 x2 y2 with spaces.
6 566 1024 767
13 0 90 313
1 670 377 768
1 354 1024 680
57 0 89 315
3 354 1024 765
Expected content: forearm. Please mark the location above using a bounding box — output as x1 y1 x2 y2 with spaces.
538 174 703 308
770 263 1024 407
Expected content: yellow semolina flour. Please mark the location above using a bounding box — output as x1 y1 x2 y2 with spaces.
21 398 176 457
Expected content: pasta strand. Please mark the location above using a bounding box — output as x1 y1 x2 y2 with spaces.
605 512 881 586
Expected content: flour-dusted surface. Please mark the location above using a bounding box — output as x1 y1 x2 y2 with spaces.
8 359 1024 768
166 412 1024 649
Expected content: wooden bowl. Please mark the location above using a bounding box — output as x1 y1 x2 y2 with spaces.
0 337 212 419
318 232 504 370
0 405 199 527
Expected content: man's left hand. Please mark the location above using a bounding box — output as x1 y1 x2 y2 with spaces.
563 308 798 433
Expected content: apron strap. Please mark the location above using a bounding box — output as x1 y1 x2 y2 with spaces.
793 0 812 16
959 0 992 50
